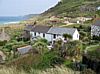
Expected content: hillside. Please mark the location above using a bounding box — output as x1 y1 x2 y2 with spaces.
24 14 39 19
43 0 100 17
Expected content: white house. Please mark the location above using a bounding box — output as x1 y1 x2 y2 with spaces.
24 25 79 42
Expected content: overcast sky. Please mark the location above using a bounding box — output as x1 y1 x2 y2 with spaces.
0 0 59 16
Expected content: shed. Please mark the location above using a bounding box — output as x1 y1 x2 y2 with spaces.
17 45 32 55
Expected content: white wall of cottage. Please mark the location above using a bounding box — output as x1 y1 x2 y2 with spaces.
30 30 79 42
30 32 53 41
72 29 79 40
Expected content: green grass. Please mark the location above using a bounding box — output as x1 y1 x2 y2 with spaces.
44 0 100 17
86 44 100 52
84 44 100 61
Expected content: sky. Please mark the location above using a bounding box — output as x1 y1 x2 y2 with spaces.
0 0 60 16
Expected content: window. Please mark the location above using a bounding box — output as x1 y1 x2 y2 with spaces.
77 34 78 38
34 32 36 36
43 34 45 37
53 34 56 39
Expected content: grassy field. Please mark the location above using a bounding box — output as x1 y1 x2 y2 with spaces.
43 0 100 17
0 66 80 74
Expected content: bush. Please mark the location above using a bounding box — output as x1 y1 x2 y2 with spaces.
64 60 73 68
4 43 14 50
35 51 64 69
93 35 100 41
39 38 48 44
2 48 11 52
0 40 7 46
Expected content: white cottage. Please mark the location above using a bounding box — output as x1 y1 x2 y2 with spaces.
24 25 79 42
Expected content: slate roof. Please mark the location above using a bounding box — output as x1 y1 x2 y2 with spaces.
93 20 100 26
48 27 76 35
24 25 34 31
48 27 77 36
31 25 51 33
17 45 32 55
25 25 77 36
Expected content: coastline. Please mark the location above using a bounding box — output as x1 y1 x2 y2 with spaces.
2 21 20 24
0 21 20 26
0 21 25 30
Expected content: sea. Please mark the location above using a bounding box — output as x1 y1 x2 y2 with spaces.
0 16 28 25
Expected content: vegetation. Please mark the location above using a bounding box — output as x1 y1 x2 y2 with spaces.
43 0 100 17
86 44 100 60
63 34 72 40
80 69 96 74
31 38 48 54
0 66 80 74
0 0 100 74
0 24 99 74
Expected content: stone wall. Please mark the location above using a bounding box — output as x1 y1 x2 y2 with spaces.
91 25 100 37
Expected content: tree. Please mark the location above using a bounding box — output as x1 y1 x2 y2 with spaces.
64 41 82 58
32 38 48 55
37 51 64 69
80 31 87 40
63 34 72 40
96 10 100 16
53 39 63 50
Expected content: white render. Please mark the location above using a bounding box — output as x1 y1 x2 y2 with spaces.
72 29 79 40
30 32 53 41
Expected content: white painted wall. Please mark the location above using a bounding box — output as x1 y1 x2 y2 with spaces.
30 31 53 42
30 30 79 42
30 32 34 37
72 29 79 40
30 32 43 37
45 34 53 41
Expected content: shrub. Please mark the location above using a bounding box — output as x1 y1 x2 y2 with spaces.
32 42 48 55
4 43 14 50
39 38 48 44
35 51 64 70
93 35 100 41
0 40 7 46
